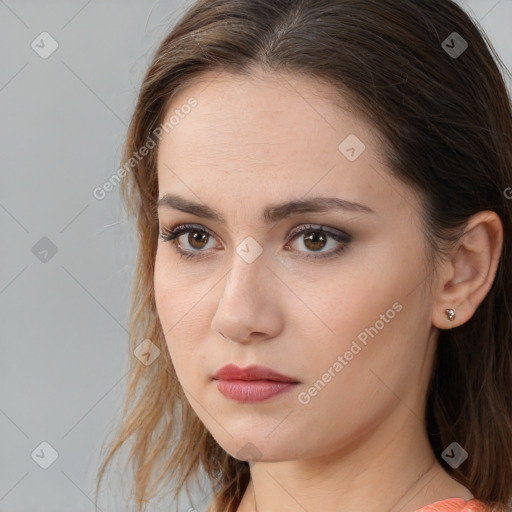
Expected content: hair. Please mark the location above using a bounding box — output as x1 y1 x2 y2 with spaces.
94 1 512 511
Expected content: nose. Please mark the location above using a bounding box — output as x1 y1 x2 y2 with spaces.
210 250 283 344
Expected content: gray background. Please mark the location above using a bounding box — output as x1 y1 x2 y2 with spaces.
1 1 510 511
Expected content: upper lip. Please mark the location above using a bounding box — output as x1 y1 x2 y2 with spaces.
212 364 300 383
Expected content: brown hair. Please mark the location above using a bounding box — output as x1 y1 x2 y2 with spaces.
94 1 512 511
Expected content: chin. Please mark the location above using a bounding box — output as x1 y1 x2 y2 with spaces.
210 432 303 463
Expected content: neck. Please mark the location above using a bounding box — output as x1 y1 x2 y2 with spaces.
235 408 472 512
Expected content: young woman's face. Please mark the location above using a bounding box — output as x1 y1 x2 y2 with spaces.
154 69 438 462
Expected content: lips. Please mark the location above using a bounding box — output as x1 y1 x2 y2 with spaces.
212 364 300 403
212 364 300 383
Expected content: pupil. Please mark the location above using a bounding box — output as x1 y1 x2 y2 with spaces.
189 231 207 249
186 230 327 252
305 232 326 251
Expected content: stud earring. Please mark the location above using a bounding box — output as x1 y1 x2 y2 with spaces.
445 308 456 321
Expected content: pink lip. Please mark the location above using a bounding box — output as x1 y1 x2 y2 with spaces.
214 380 298 402
212 364 300 403
212 364 299 382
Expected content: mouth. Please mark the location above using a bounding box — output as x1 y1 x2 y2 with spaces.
212 379 299 403
212 363 300 383
212 364 300 403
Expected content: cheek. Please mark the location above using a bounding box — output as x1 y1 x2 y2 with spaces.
154 253 190 360
154 251 177 327
292 251 423 384
153 250 213 367
154 249 200 323
291 264 395 346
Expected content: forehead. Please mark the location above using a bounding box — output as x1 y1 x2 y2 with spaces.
158 69 371 162
156 69 413 222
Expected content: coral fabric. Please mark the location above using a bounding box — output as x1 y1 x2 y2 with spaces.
413 497 488 511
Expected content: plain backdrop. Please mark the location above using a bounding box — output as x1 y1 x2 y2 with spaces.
1 1 511 511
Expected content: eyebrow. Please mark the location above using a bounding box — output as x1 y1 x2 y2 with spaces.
157 193 375 224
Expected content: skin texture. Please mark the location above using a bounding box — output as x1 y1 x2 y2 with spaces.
154 69 503 512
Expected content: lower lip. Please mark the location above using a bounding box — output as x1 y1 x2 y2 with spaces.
214 379 298 402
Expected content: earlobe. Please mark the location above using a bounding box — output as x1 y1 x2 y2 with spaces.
433 302 463 329
431 211 503 330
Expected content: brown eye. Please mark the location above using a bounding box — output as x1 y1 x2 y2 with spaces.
188 230 210 250
303 232 328 252
160 223 351 261
286 224 351 260
159 224 219 256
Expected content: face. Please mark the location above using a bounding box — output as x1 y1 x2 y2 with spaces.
154 69 437 463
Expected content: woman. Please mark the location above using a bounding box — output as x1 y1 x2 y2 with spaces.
95 1 512 511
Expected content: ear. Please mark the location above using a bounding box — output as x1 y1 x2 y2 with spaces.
432 210 503 329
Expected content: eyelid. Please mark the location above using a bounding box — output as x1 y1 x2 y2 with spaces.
159 222 350 241
159 222 351 259
160 223 221 244
288 223 351 242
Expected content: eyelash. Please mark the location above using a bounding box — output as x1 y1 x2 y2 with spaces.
159 223 352 261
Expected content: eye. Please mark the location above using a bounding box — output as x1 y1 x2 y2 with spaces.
285 224 351 260
159 223 351 260
159 223 219 259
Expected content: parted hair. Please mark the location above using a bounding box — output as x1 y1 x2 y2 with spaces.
94 1 512 511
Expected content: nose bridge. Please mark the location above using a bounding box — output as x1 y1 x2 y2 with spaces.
211 245 276 341
222 209 268 289
222 245 267 305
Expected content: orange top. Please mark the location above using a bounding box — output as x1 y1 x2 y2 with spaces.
413 497 489 512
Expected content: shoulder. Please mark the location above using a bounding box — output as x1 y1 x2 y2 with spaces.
413 497 492 512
